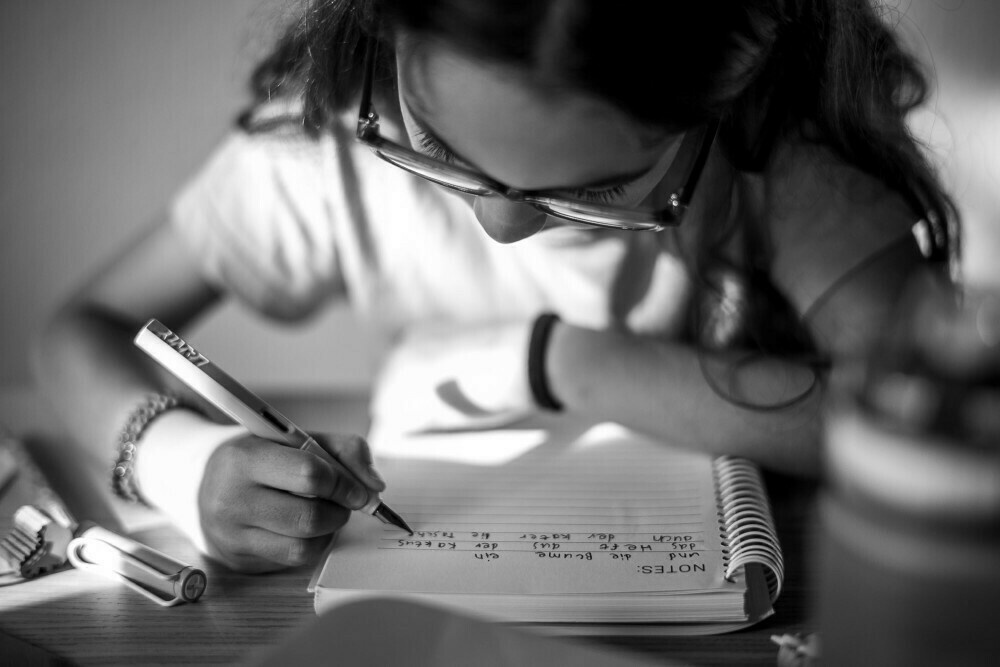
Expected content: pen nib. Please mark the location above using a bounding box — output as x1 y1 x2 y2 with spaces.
372 502 413 535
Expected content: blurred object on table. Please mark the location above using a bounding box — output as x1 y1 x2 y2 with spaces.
818 273 1000 665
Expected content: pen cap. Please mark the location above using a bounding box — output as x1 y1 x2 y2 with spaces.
175 566 208 602
72 526 207 606
79 525 189 576
817 274 1000 666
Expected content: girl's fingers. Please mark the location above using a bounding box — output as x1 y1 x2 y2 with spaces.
236 437 370 505
242 485 351 538
232 526 335 570
313 433 388 493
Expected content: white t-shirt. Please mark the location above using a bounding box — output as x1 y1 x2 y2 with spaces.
169 117 691 338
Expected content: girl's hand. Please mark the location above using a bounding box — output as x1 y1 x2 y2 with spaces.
371 320 537 434
197 431 385 573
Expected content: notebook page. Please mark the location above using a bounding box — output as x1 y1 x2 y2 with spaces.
316 420 743 599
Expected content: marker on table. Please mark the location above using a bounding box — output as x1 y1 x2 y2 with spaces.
134 318 412 535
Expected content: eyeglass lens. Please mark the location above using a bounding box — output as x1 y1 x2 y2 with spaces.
372 146 497 196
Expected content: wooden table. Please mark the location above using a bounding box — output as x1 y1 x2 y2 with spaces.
0 388 817 666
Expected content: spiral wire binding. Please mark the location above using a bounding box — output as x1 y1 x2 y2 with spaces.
713 456 784 602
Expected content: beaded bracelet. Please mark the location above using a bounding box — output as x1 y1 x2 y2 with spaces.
112 393 181 505
527 313 564 412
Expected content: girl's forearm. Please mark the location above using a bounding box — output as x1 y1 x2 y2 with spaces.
545 321 823 476
32 305 173 464
33 303 246 539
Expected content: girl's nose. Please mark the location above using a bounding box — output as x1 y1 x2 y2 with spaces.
472 196 549 243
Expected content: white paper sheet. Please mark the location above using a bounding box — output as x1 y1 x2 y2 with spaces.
313 418 757 625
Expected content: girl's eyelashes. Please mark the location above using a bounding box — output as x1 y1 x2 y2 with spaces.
412 127 633 203
564 183 629 204
414 129 457 164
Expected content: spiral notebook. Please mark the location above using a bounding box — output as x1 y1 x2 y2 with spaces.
311 416 784 636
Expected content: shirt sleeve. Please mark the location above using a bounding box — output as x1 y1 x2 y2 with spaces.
168 129 345 320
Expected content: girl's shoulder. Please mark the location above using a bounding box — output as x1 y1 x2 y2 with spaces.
743 137 934 358
750 137 921 304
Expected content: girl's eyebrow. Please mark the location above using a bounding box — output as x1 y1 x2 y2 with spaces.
404 97 656 192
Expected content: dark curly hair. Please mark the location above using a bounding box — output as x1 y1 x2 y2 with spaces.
241 0 956 249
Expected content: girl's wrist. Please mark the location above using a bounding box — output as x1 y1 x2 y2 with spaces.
543 317 580 413
543 320 626 416
133 408 247 553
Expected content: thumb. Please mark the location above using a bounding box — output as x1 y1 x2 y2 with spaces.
311 432 387 493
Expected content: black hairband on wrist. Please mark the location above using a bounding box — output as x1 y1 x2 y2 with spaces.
528 312 564 412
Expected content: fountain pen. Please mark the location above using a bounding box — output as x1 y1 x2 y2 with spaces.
134 318 413 535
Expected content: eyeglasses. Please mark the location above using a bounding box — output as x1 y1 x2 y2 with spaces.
356 41 718 231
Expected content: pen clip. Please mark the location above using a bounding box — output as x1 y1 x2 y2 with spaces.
66 536 191 607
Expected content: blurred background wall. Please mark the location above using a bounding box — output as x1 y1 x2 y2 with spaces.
899 0 1000 286
0 0 381 391
0 0 997 391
